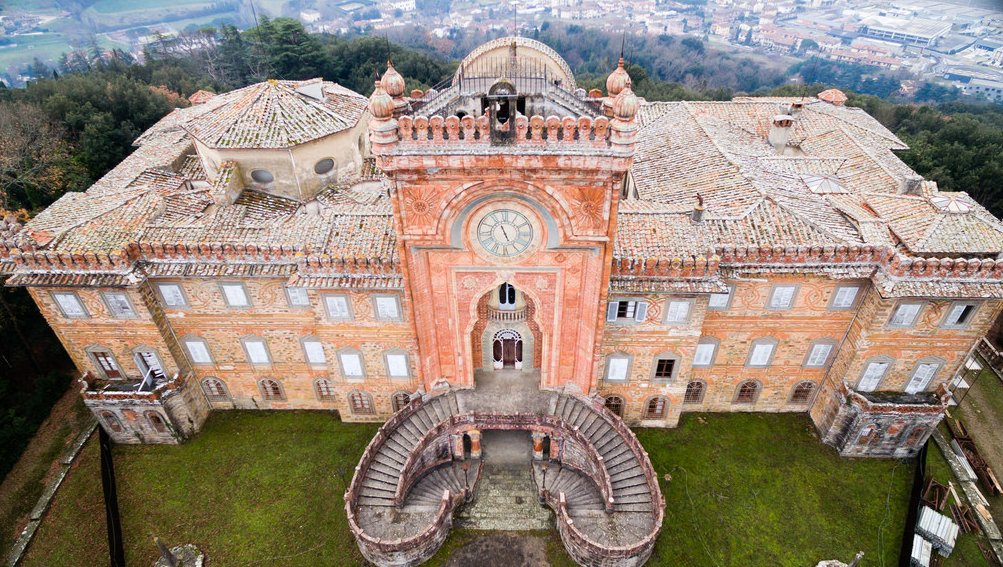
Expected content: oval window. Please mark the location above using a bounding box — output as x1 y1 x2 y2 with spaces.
250 170 274 183
314 158 335 175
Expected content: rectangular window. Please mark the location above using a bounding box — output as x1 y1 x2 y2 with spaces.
829 286 860 310
340 352 364 378
606 357 629 382
905 363 939 394
324 295 352 320
617 301 637 319
303 340 326 364
664 300 690 323
693 343 716 367
243 339 270 364
374 296 401 320
654 358 675 379
749 344 774 367
606 300 647 322
93 351 122 379
184 340 212 365
942 302 977 328
135 351 166 381
156 283 188 307
285 287 310 308
768 285 797 310
889 303 922 327
386 353 409 378
52 292 88 318
806 343 833 367
858 362 889 392
221 283 250 307
103 292 136 318
707 286 733 310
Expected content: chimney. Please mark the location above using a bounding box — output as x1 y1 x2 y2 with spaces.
789 101 805 117
692 193 705 222
899 174 923 195
768 114 794 152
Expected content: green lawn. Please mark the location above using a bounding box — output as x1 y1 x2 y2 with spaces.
20 411 919 567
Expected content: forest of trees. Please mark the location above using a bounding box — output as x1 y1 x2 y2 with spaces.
1 19 1003 482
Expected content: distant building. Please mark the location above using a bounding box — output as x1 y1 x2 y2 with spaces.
860 16 952 47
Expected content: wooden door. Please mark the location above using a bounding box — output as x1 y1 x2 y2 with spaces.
502 339 516 367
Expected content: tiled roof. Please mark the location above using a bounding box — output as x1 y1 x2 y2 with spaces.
182 79 367 149
866 192 1003 254
620 97 1003 258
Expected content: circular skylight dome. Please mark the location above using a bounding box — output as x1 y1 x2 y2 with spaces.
930 195 972 214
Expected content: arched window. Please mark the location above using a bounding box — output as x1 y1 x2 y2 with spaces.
146 411 168 433
100 411 123 433
904 426 928 448
314 378 336 401
391 391 411 413
789 381 816 405
258 378 285 401
498 283 516 310
202 377 230 402
856 424 880 447
684 380 706 404
643 396 668 420
734 380 760 404
603 394 624 417
349 390 375 414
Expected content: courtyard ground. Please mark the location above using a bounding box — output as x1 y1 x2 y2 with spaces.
17 410 918 567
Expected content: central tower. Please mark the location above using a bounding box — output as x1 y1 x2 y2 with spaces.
368 38 638 394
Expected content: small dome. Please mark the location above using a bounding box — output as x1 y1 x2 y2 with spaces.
606 57 630 97
381 61 405 98
818 88 847 106
612 86 638 120
369 81 394 119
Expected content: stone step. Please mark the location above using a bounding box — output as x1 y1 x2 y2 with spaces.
374 450 404 468
613 492 653 504
607 459 639 476
400 418 424 442
414 407 433 431
554 396 567 419
360 485 395 499
362 477 397 491
369 459 402 478
357 496 394 506
614 483 652 497
428 398 446 423
613 502 653 512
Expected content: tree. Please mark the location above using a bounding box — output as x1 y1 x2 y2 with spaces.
0 102 82 210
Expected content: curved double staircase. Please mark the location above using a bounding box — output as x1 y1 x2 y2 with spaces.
345 389 664 567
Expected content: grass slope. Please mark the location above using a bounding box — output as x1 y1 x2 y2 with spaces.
21 411 917 566
638 413 909 567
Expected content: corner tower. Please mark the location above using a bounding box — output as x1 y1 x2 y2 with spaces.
369 38 638 394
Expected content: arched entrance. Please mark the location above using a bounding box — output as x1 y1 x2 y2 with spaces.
492 329 523 369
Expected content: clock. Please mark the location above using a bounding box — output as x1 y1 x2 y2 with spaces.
476 209 534 257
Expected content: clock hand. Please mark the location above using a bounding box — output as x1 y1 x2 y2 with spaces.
500 225 511 242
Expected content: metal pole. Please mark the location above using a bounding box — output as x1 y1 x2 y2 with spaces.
100 427 126 567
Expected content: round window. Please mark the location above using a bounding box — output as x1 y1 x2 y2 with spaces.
250 170 274 183
314 158 335 175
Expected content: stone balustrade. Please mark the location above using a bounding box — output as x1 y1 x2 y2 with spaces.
487 306 527 323
396 114 613 148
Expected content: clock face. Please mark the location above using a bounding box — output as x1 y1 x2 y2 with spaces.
476 209 534 257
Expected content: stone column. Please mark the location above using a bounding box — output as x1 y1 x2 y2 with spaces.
469 430 482 460
450 434 464 460
532 431 547 460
